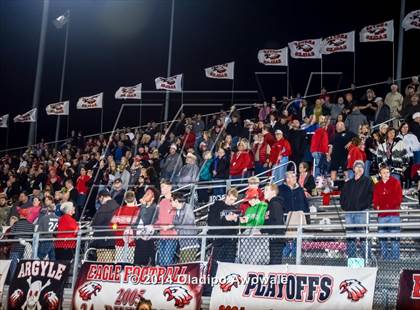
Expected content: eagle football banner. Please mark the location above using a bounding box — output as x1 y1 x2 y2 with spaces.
360 20 394 42
155 74 183 91
72 262 204 310
396 269 420 309
77 92 103 109
402 10 420 31
46 101 70 115
322 31 355 54
257 48 288 66
210 262 377 310
7 260 70 310
13 108 37 123
0 260 11 297
0 114 9 128
115 83 142 99
288 39 322 59
205 62 234 79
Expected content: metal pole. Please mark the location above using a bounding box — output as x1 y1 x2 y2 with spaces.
296 223 303 265
100 108 104 133
164 0 175 121
32 232 40 259
396 0 406 87
55 10 70 148
71 231 82 291
392 40 395 82
286 65 290 98
320 57 323 90
28 0 50 145
200 228 207 262
353 51 356 84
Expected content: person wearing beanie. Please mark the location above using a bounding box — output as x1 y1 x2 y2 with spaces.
340 159 373 259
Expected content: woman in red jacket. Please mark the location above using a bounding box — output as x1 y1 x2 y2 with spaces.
230 139 252 179
269 130 292 184
373 165 402 260
310 119 329 178
55 202 79 261
347 137 366 179
182 126 196 150
76 167 92 209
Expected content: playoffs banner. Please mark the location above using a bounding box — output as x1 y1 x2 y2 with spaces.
210 262 377 310
115 83 142 99
257 48 288 66
402 10 420 31
205 62 234 79
360 20 394 42
13 108 37 123
46 101 70 115
155 74 183 91
396 269 420 309
0 114 9 128
0 260 10 296
77 92 103 109
72 262 204 310
8 260 70 310
288 39 322 59
322 31 355 54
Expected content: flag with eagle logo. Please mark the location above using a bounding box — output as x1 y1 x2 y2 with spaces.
257 47 288 66
77 93 103 109
205 62 234 79
288 38 322 59
322 31 355 54
155 74 183 91
46 101 69 115
0 114 9 128
115 83 142 99
402 10 420 31
13 109 37 123
360 20 394 42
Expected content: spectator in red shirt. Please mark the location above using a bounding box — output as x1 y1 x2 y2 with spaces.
262 124 275 147
310 119 329 178
269 130 292 184
347 137 366 179
230 139 252 179
253 133 270 175
373 165 402 260
76 167 92 211
55 202 79 261
182 125 196 150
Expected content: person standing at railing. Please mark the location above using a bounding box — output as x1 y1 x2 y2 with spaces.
76 167 92 213
329 122 356 181
269 130 292 184
229 139 251 180
385 83 404 129
239 178 264 215
37 196 58 260
160 144 181 182
311 118 329 178
398 122 420 186
212 148 230 196
346 137 366 180
373 165 402 260
340 160 373 260
55 202 79 261
373 97 391 126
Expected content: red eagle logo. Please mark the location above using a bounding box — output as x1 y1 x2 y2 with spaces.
339 279 368 302
212 65 227 73
78 281 102 301
160 77 176 85
163 286 193 308
264 52 280 60
121 87 136 94
367 27 386 35
327 38 346 46
296 42 313 52
219 273 242 292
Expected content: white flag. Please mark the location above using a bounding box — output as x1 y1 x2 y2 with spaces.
205 62 235 79
402 10 420 31
45 101 69 115
0 114 9 128
360 20 394 42
14 108 37 123
115 83 142 99
288 39 322 59
257 48 288 66
155 74 183 91
77 92 103 109
322 31 355 54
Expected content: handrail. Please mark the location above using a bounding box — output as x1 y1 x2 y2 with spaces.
371 117 397 130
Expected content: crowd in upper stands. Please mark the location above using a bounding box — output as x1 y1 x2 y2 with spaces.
0 77 419 273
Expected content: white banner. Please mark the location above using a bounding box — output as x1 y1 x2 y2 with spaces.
210 262 377 310
257 48 288 66
0 114 9 128
322 31 355 54
45 101 69 115
155 74 183 91
0 260 10 297
115 83 142 99
13 108 37 123
402 10 420 31
288 39 322 59
360 20 394 42
77 92 103 109
205 62 235 79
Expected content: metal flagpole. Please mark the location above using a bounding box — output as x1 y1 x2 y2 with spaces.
139 98 142 130
100 108 104 133
164 0 175 121
66 115 70 138
353 51 356 84
320 56 323 89
286 64 290 98
396 0 406 87
55 10 70 148
5 126 9 150
392 40 395 82
230 78 235 106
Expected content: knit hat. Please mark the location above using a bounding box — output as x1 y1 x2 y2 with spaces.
353 160 365 170
244 188 260 202
412 112 420 120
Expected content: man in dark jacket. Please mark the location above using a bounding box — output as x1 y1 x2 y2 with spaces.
262 184 285 264
340 160 373 259
37 195 59 260
212 148 230 196
91 190 120 262
373 97 390 126
288 120 306 166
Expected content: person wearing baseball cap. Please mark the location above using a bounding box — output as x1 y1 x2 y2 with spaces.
340 158 373 259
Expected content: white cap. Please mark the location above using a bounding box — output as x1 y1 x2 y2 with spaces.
374 97 383 103
413 112 420 120
275 129 283 135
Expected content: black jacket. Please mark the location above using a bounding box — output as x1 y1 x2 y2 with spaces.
340 176 373 211
213 156 230 179
288 129 306 164
226 122 242 138
374 104 390 125
278 184 309 214
208 200 238 236
261 196 285 235
91 199 120 248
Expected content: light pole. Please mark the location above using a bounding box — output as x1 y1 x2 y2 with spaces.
53 10 70 148
164 0 175 121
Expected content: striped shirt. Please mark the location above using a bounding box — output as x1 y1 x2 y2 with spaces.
10 219 35 254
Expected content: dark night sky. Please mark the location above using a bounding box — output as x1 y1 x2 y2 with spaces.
0 0 419 149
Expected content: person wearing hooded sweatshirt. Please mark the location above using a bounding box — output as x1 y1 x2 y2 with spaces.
347 137 366 179
345 107 368 135
178 153 200 184
37 195 58 260
160 144 182 181
171 192 199 263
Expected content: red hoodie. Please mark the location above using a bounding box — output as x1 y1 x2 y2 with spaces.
230 151 252 176
183 132 196 149
110 205 140 246
347 145 366 169
55 214 79 249
76 175 91 195
310 127 329 153
269 138 292 165
373 176 402 217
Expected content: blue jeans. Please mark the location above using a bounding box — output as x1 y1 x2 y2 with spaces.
312 152 324 178
345 212 369 259
157 239 178 266
212 178 226 196
77 194 87 208
378 216 400 260
273 156 288 184
364 160 372 177
38 242 56 260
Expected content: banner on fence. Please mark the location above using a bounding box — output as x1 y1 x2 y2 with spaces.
7 260 70 310
72 262 204 310
210 262 377 310
0 260 10 297
396 269 420 310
